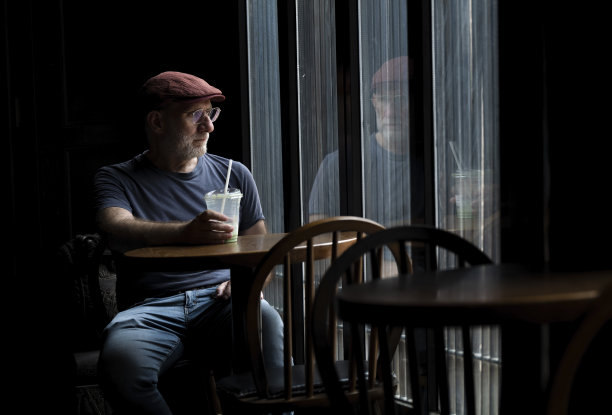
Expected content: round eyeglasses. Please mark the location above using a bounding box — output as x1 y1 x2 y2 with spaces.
372 94 409 107
190 107 221 124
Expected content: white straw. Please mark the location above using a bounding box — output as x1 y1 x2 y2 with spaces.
220 160 232 214
224 159 233 194
449 141 463 171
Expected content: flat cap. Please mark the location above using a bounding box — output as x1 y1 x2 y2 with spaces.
140 71 225 113
371 56 412 93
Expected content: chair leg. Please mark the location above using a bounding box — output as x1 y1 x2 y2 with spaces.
351 322 370 415
434 327 450 415
206 370 223 414
378 325 395 415
405 328 423 415
462 326 476 415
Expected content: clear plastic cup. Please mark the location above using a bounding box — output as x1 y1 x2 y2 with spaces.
453 170 481 219
204 188 242 243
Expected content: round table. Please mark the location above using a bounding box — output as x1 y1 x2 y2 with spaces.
336 263 612 415
337 263 612 326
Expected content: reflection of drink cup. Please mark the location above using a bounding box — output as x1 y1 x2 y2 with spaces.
453 170 480 219
204 188 242 243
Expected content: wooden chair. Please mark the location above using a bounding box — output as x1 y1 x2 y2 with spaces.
58 233 221 415
215 216 386 414
312 225 492 415
546 284 612 415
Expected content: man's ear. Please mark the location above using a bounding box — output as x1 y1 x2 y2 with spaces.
146 110 163 133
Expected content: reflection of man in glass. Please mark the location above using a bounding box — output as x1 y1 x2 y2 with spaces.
308 56 424 227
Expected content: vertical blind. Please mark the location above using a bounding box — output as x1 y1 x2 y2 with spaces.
297 0 339 224
246 0 284 235
246 0 500 413
432 1 500 414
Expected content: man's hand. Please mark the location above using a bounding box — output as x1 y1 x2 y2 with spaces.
213 281 264 301
215 280 231 300
182 210 234 244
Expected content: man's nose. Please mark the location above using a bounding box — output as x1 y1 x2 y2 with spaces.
384 101 408 118
198 117 215 132
383 102 399 118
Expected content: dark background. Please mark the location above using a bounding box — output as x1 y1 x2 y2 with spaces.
3 0 609 412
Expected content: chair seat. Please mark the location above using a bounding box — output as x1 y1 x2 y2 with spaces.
216 360 358 400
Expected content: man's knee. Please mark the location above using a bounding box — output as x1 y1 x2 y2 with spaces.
260 300 283 331
260 300 285 367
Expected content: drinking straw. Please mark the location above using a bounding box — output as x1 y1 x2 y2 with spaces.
220 159 232 214
224 159 233 194
449 141 463 172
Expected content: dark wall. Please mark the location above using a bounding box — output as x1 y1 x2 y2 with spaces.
544 4 610 271
498 1 547 267
499 1 610 271
498 6 610 411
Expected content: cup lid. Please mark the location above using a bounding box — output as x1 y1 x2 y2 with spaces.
204 188 242 198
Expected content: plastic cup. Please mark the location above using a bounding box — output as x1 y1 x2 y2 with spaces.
204 188 242 243
452 170 481 219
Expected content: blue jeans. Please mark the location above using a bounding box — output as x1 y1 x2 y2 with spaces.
98 287 284 414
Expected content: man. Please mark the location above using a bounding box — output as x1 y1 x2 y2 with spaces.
94 71 283 414
308 56 424 227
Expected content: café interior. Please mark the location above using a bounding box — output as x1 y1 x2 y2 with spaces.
5 1 610 414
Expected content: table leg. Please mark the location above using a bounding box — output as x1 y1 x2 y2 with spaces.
500 323 546 415
230 265 254 374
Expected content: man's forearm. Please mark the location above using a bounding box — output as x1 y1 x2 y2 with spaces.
97 207 187 246
97 206 237 246
240 219 267 236
107 216 187 246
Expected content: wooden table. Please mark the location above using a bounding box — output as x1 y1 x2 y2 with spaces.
123 233 287 270
336 263 612 414
123 232 359 372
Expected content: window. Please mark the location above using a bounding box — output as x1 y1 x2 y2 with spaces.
245 0 284 235
298 0 339 224
246 0 499 412
432 2 500 413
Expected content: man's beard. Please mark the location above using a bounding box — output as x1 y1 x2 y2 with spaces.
189 134 207 157
378 127 410 154
173 131 208 159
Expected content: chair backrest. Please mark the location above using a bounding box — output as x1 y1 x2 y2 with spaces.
244 216 386 402
546 284 612 415
58 233 117 352
312 224 492 415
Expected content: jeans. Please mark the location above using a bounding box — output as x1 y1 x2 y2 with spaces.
98 286 284 414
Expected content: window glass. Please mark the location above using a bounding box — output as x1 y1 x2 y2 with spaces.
247 0 500 411
432 0 500 260
432 1 500 414
356 0 421 402
246 0 285 309
358 0 420 232
246 0 284 234
300 0 339 224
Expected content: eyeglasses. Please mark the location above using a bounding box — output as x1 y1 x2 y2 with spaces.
190 107 221 124
373 94 409 107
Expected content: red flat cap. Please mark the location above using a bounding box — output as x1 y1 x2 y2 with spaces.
371 56 412 93
140 71 225 113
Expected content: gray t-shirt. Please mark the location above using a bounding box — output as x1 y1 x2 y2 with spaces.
94 151 264 309
308 135 424 226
